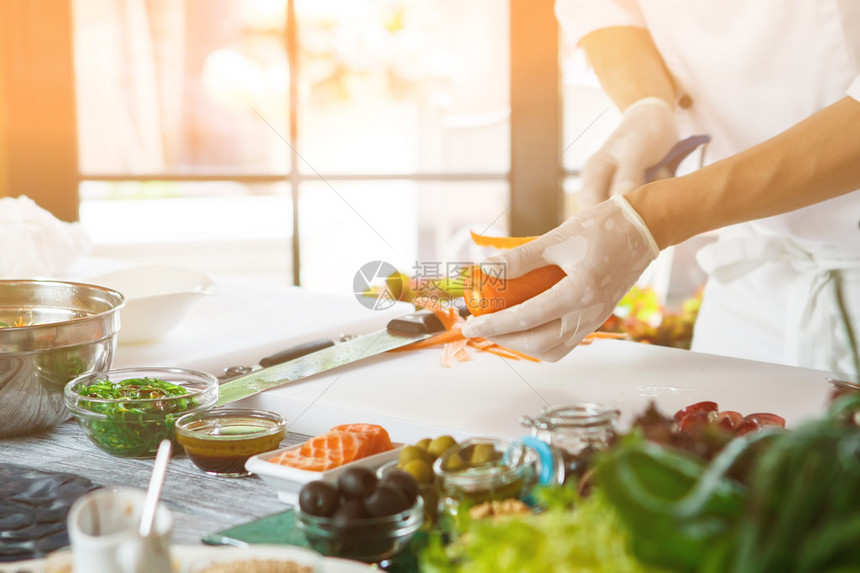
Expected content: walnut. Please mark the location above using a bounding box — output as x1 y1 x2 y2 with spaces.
467 498 530 520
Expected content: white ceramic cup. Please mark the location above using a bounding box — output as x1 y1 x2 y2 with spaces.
66 487 173 573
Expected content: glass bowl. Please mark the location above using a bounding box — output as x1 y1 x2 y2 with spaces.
433 437 543 517
64 367 218 458
377 460 439 527
175 408 286 477
295 496 423 563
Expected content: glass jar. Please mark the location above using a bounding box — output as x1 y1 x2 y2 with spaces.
828 377 860 403
520 403 620 483
433 437 563 517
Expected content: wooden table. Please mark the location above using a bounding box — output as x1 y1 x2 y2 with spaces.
0 420 309 546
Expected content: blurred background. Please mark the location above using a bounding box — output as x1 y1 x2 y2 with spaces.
0 0 706 302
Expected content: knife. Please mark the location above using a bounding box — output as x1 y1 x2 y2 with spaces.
216 310 445 406
219 338 337 382
644 134 711 183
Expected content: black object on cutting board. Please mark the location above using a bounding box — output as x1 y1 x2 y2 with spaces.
0 464 100 562
217 310 446 406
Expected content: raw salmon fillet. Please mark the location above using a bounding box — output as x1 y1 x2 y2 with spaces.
270 448 341 472
330 423 393 455
267 424 392 472
270 432 367 472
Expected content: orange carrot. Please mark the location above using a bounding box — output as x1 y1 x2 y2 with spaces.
586 331 628 340
482 343 540 362
463 264 567 317
469 230 538 249
441 339 471 368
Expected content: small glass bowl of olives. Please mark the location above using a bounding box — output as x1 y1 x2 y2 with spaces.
295 466 424 563
377 459 439 528
433 437 554 517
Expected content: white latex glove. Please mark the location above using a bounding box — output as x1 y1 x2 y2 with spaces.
579 97 678 209
461 195 659 361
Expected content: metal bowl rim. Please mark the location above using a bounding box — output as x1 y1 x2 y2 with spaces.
0 279 126 331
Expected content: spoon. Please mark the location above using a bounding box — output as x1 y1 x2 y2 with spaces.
139 439 172 537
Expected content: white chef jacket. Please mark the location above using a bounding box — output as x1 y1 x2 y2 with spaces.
556 0 860 378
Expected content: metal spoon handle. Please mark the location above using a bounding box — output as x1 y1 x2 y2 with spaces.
139 439 172 537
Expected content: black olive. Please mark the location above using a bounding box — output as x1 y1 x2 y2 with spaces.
332 498 370 522
298 480 340 518
336 466 378 500
379 470 419 504
363 484 411 517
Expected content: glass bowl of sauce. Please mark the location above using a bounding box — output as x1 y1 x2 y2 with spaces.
175 408 286 477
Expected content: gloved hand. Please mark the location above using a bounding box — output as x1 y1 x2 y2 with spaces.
461 194 659 361
579 97 678 209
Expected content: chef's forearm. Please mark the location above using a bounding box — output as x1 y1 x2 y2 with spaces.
580 26 677 110
628 96 860 249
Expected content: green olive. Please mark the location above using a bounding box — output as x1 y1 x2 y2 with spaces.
402 459 434 484
444 452 466 472
399 445 431 467
470 443 498 465
415 438 432 451
427 435 458 459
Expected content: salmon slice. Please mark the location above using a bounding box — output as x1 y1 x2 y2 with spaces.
270 448 341 472
330 424 393 455
267 426 391 472
300 430 370 466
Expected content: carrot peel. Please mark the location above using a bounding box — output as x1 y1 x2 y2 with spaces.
469 230 538 249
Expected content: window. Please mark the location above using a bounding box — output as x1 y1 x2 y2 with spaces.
72 0 516 294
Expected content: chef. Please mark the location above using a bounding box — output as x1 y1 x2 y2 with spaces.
462 1 860 380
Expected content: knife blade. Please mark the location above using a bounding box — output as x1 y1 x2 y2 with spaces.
219 338 337 382
216 310 445 406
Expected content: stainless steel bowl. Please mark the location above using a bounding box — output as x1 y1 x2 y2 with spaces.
0 280 125 437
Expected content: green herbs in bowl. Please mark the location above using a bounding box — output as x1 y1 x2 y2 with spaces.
64 367 218 458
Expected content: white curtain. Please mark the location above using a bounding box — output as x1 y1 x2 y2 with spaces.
73 0 185 173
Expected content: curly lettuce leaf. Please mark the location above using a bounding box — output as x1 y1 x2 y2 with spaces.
420 488 670 573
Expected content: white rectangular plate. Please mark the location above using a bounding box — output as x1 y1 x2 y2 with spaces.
246 443 404 505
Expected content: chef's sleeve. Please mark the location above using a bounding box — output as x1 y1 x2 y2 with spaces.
849 76 860 102
555 0 647 46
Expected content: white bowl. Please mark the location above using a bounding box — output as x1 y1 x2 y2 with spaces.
246 443 404 505
89 266 216 344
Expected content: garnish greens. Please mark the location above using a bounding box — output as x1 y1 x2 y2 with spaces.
77 377 197 456
420 484 669 573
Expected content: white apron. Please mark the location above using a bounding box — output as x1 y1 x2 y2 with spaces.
556 0 860 377
692 223 860 379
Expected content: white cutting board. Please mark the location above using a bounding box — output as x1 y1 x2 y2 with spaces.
108 277 836 444
236 338 836 443
112 277 413 377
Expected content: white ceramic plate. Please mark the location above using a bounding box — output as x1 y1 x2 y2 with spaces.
178 544 373 572
33 545 372 573
246 443 404 505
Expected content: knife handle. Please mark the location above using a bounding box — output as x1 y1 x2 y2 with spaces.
387 311 446 336
644 134 711 183
259 338 336 368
